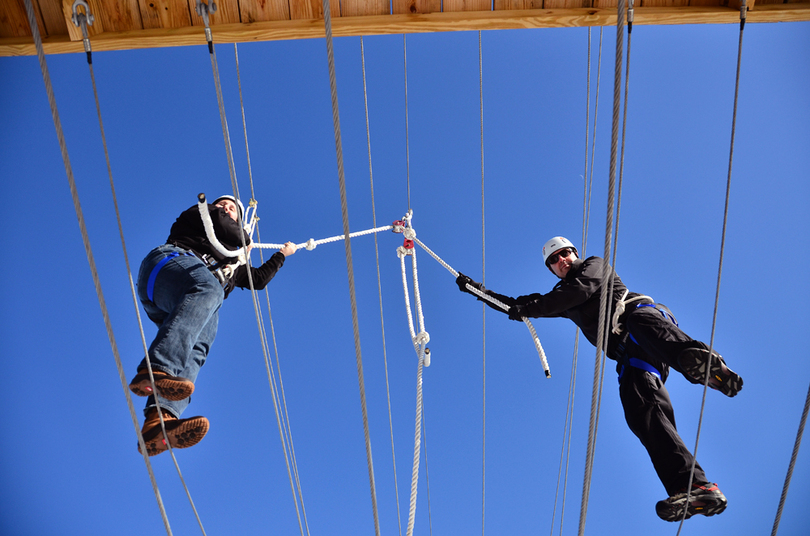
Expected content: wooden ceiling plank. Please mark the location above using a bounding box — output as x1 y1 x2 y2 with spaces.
93 0 143 32
61 0 103 41
137 0 191 29
0 0 34 38
495 0 544 10
290 0 339 21
444 0 491 12
239 0 290 22
392 0 442 15
2 4 809 56
39 0 67 36
342 0 389 17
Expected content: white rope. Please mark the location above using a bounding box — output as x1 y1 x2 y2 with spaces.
410 236 551 377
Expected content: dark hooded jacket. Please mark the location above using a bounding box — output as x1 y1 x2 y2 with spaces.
167 203 286 298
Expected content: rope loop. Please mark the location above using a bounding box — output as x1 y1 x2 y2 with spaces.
414 331 430 346
403 228 416 240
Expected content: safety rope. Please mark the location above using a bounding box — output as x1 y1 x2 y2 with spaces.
478 29 487 536
360 35 405 536
771 379 810 535
322 2 382 534
407 235 551 376
397 237 430 536
230 40 311 536
578 0 626 533
676 2 747 531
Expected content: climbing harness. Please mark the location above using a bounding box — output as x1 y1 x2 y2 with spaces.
146 251 195 302
610 289 654 334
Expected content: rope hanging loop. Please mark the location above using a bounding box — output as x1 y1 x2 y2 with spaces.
196 192 246 258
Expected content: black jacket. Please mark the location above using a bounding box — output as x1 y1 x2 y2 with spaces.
484 257 642 353
167 204 286 298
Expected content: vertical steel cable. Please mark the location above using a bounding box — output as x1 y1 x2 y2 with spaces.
676 4 746 532
403 35 412 211
478 29 487 536
22 1 175 533
322 3 382 534
583 27 604 254
361 35 405 536
771 379 810 535
232 42 310 536
578 1 626 533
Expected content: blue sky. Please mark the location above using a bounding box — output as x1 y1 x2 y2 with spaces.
1 19 809 536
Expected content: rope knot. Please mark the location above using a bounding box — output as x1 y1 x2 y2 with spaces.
403 228 416 240
305 238 316 251
415 331 430 346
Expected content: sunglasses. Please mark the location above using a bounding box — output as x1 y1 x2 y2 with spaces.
547 248 574 265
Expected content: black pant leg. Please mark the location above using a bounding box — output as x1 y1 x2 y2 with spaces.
624 306 703 374
619 366 708 496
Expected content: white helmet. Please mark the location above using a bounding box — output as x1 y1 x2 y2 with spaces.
542 236 578 267
212 195 245 220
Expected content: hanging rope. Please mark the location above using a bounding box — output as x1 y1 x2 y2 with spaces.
360 35 404 536
771 379 810 535
578 0 626 533
676 2 747 531
322 2 382 534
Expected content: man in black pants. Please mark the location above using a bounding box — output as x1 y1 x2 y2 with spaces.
455 236 743 521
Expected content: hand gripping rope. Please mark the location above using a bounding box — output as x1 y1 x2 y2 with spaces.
393 211 551 378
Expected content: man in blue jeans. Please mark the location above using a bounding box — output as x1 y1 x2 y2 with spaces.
456 236 743 522
129 195 296 456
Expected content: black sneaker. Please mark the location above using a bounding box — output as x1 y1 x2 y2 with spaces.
678 348 743 397
656 482 728 521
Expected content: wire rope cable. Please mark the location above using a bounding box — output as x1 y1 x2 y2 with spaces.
322 2 382 534
478 29 488 536
404 34 412 211
361 35 405 536
771 379 810 536
28 2 192 533
578 1 626 533
231 41 311 536
676 3 747 531
583 27 604 254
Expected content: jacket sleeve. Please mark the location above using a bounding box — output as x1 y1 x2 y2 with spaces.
232 251 286 290
481 257 606 319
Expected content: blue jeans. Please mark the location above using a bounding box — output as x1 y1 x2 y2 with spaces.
137 244 224 418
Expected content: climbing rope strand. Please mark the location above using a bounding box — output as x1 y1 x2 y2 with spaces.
578 1 626 533
677 5 746 531
406 348 427 536
25 1 179 532
322 2 382 534
360 35 404 536
771 379 810 536
410 236 551 375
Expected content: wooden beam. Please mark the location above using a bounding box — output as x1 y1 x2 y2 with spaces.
2 4 809 56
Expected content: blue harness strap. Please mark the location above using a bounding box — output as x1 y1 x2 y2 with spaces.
146 251 193 302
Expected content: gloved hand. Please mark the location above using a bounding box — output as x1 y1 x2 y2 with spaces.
508 304 526 321
456 272 483 295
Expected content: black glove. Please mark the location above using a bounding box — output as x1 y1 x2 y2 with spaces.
456 272 483 295
508 304 526 321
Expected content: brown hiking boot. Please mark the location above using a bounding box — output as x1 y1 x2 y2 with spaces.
129 368 194 401
137 409 209 457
